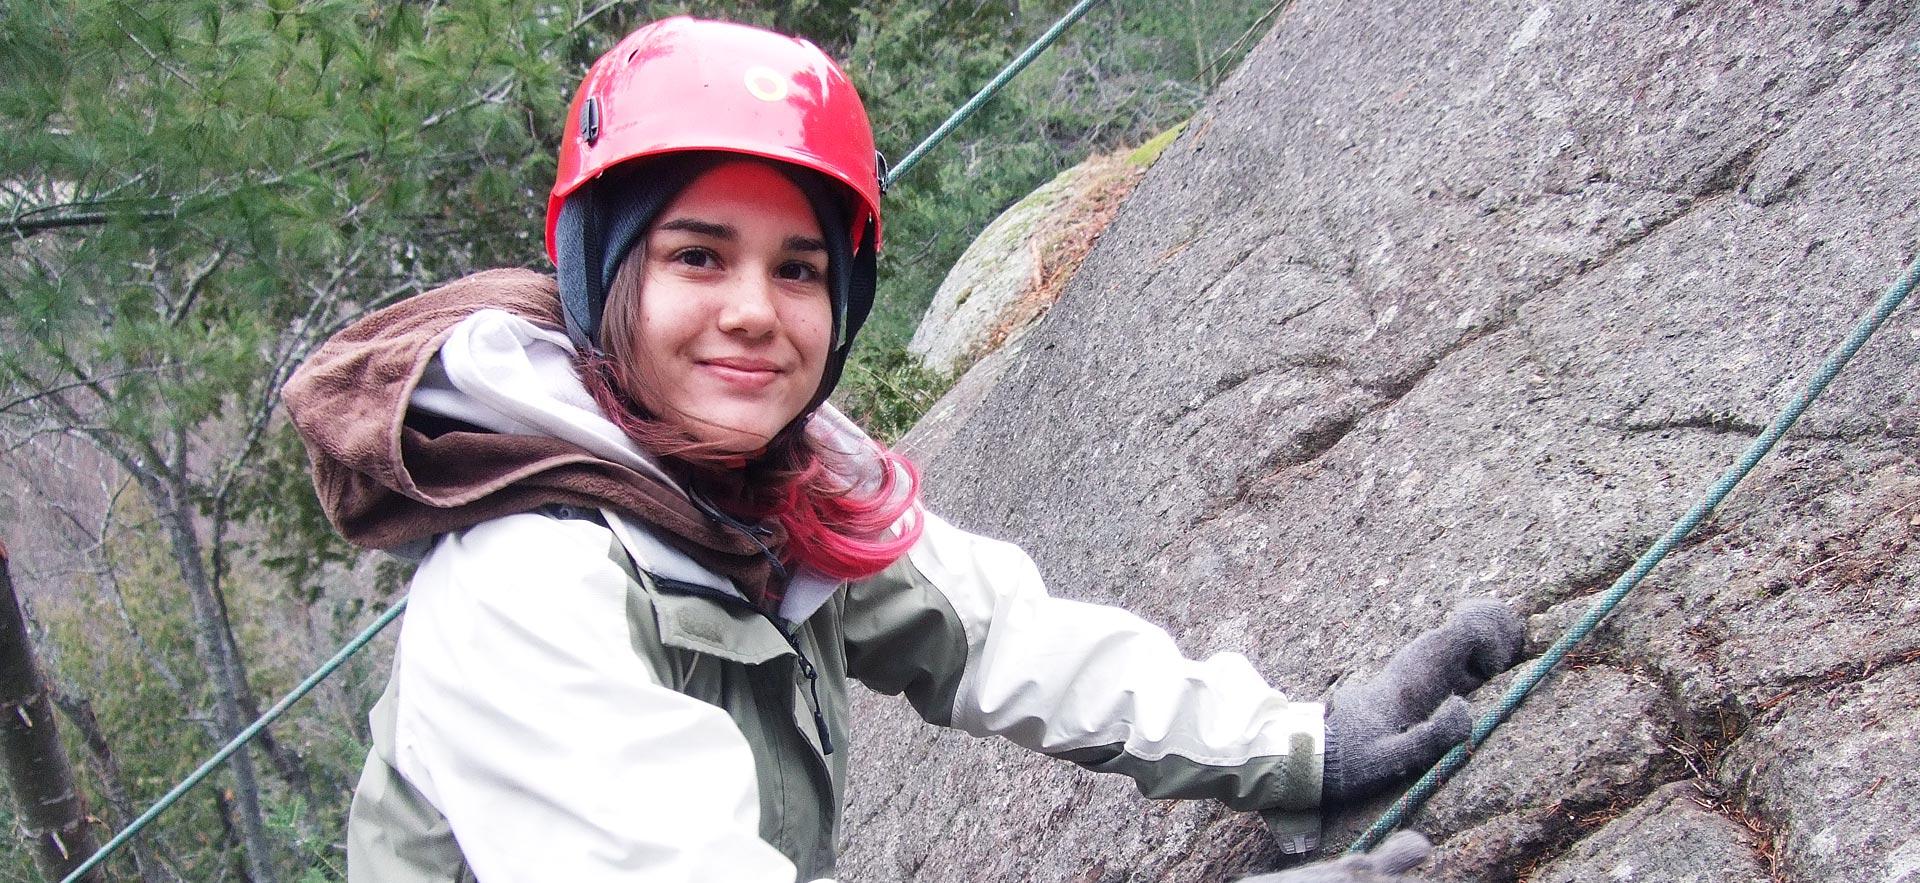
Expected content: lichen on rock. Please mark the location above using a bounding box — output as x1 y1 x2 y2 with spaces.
907 131 1174 375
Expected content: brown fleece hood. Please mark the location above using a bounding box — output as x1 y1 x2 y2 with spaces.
282 268 787 601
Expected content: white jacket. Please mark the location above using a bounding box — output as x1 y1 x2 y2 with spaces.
345 309 1325 882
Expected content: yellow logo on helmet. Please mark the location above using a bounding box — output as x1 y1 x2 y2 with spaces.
743 66 788 102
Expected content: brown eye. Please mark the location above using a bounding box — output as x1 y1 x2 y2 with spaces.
776 260 822 283
672 247 718 269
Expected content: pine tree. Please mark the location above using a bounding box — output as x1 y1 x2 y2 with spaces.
1 1 591 875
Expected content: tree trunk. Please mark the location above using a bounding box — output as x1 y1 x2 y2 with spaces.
153 500 280 883
0 539 105 882
52 691 175 883
209 513 320 841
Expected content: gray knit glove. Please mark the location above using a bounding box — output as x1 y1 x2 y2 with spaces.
1236 831 1432 882
1321 600 1523 804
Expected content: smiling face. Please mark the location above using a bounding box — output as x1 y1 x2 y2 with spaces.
602 161 834 454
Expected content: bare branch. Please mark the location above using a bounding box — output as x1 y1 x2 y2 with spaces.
574 0 627 30
116 21 199 91
5 208 178 238
166 244 232 326
36 381 176 514
1 422 75 456
77 166 162 208
208 243 369 509
6 142 362 243
420 76 517 130
167 421 188 496
0 357 174 501
34 335 127 413
324 274 427 338
0 363 180 416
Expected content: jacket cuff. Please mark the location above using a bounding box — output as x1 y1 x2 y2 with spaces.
1259 705 1325 855
1261 807 1322 855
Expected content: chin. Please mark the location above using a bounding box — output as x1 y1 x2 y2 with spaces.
690 423 780 455
672 398 804 455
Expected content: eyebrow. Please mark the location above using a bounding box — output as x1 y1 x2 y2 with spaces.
655 217 826 253
656 218 734 240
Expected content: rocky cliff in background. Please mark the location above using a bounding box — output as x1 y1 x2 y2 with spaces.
840 2 1919 881
909 137 1171 375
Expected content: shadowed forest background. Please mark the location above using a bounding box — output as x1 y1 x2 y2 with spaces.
0 1 1287 879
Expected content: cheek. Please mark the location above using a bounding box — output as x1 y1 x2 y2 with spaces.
789 299 835 361
631 290 700 359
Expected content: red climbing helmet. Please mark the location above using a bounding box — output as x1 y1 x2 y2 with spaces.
546 16 884 261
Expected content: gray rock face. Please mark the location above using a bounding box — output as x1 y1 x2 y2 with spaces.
1528 781 1770 883
1720 663 1920 883
840 2 1920 882
1407 665 1675 882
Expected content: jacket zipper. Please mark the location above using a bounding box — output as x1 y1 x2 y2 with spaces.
677 492 835 751
768 615 835 756
650 574 836 756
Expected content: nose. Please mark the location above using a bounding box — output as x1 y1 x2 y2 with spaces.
717 273 778 339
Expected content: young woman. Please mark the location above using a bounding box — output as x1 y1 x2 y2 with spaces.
284 17 1522 883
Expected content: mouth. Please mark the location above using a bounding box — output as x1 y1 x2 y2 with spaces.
697 357 785 389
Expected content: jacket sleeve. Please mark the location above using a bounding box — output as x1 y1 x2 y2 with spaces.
842 510 1324 813
386 513 815 882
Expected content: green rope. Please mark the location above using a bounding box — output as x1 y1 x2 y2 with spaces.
1348 253 1920 854
59 4 1113 875
882 0 1108 190
60 599 408 883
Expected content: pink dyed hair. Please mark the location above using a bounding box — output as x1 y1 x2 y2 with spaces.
578 352 923 580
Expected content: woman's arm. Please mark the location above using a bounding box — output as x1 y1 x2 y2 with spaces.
842 510 1324 814
384 513 802 882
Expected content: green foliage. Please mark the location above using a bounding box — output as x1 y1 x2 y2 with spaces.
267 795 344 882
1129 121 1190 167
0 801 49 883
1 0 583 534
834 344 953 443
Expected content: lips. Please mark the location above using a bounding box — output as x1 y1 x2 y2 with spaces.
697 356 785 390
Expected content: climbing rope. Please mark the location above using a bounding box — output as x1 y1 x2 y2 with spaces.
1347 253 1920 854
57 5 1106 879
58 599 407 883
883 0 1107 189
